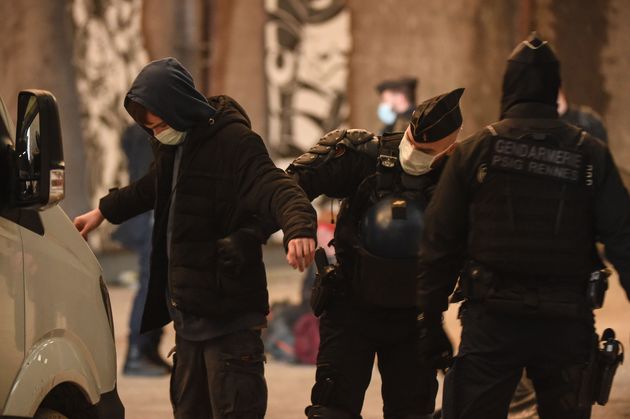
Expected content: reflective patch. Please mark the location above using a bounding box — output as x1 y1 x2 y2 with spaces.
488 137 584 183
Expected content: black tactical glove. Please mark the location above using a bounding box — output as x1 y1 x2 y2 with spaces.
216 229 262 278
416 312 453 372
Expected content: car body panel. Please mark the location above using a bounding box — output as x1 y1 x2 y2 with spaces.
0 216 25 413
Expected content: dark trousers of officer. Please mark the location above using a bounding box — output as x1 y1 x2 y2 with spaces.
170 330 267 419
308 301 438 418
443 303 594 419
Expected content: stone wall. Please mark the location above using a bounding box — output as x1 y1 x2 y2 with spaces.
2 0 629 220
213 0 630 175
0 0 88 217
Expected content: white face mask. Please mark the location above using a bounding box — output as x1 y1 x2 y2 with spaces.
155 127 186 145
398 131 451 176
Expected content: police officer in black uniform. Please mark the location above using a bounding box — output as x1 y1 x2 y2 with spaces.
416 34 630 419
288 89 465 419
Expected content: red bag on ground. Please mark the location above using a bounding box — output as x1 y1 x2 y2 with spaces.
293 312 320 365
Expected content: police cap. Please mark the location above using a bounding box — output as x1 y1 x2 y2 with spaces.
409 88 464 143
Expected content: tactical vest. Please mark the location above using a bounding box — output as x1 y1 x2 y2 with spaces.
335 133 438 308
469 122 597 280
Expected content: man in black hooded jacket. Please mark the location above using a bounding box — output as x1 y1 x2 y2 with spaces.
416 34 630 418
74 57 317 419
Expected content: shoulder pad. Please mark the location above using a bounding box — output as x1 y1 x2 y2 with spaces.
288 128 379 171
344 129 377 146
319 129 347 146
289 129 347 170
339 129 380 159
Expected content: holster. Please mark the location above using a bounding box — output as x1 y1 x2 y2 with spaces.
579 328 624 407
311 248 341 317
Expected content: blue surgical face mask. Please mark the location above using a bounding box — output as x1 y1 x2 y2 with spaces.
377 102 397 125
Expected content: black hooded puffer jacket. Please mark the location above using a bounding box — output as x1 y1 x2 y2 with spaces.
99 58 317 332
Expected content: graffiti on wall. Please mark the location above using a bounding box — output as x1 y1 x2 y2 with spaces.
264 0 351 159
71 0 149 248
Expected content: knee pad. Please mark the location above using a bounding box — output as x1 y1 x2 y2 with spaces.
305 404 358 419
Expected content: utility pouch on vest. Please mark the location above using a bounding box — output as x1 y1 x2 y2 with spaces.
579 328 624 407
352 246 418 308
587 269 610 309
311 248 339 317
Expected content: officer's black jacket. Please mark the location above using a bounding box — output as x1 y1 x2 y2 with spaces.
417 102 630 314
99 75 316 331
289 134 445 278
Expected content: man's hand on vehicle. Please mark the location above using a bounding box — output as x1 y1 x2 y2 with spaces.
73 208 105 240
287 237 316 272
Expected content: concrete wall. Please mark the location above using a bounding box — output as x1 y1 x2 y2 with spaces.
213 0 630 175
0 0 88 217
2 0 628 219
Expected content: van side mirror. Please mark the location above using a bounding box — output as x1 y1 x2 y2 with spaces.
14 90 65 209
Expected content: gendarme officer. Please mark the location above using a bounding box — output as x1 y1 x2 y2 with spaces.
289 89 465 419
416 34 630 418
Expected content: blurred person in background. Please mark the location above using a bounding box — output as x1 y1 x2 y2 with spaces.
557 88 607 143
73 57 317 419
376 77 418 134
288 88 465 419
112 123 170 376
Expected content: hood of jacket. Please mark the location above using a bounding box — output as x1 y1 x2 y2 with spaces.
205 94 252 133
500 35 561 119
124 57 216 132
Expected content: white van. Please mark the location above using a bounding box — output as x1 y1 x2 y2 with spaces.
0 91 123 419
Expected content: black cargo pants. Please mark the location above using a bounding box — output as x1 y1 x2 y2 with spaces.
170 329 267 419
443 303 594 419
307 301 438 418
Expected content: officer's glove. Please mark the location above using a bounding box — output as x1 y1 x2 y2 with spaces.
416 312 453 372
216 229 262 278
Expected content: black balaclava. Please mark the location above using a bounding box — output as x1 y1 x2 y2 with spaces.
500 33 561 118
124 57 216 132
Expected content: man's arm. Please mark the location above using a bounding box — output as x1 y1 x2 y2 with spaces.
74 165 156 239
417 144 471 314
594 150 630 299
235 134 318 270
99 164 156 224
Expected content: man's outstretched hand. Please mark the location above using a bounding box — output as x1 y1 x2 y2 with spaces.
287 237 316 272
73 208 105 240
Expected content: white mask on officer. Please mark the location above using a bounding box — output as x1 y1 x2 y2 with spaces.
398 131 437 176
155 127 186 146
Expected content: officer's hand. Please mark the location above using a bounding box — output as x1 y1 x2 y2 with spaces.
73 208 105 240
287 237 316 272
216 230 261 278
417 313 453 372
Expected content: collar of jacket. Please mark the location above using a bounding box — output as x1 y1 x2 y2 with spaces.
502 102 558 119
